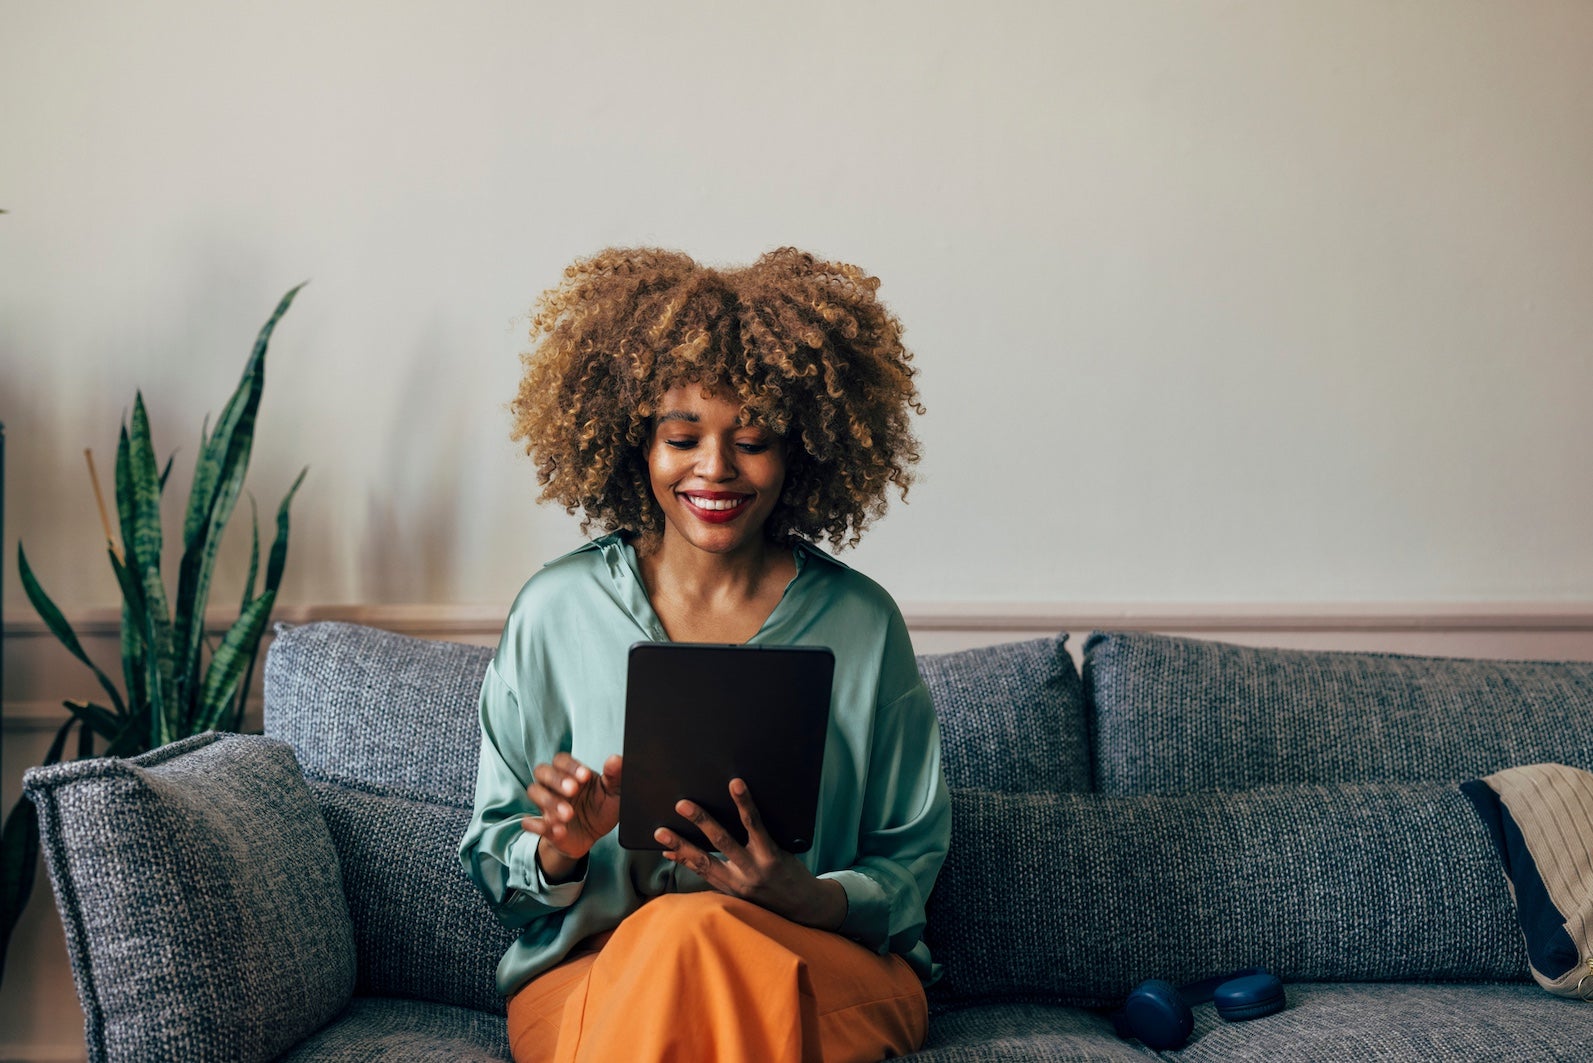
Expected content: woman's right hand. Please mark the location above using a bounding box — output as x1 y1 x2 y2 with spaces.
522 752 623 879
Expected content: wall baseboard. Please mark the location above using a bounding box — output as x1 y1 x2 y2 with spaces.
11 599 1593 637
0 1046 88 1063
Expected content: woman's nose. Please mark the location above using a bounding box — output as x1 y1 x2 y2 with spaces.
697 440 736 479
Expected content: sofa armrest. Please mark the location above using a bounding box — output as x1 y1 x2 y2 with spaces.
23 732 356 1063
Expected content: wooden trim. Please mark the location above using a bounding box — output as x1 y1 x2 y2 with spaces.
7 601 1593 639
10 602 1593 728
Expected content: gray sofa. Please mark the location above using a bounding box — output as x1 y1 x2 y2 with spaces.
24 620 1593 1061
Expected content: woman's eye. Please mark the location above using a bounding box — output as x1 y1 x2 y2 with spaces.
664 439 696 450
737 442 770 454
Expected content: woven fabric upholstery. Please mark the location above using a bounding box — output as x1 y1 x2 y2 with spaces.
910 1004 1154 1061
266 622 1088 799
1083 631 1593 794
917 636 1088 792
22 733 355 1063
279 998 509 1062
310 779 516 1012
924 785 1525 1006
1171 982 1593 1061
264 622 511 1008
265 621 492 803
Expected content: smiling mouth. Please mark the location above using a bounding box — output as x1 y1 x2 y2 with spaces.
680 493 752 521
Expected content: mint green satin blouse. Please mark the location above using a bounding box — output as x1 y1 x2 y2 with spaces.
457 532 951 996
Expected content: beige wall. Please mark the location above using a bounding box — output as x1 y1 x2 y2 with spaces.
3 0 1591 618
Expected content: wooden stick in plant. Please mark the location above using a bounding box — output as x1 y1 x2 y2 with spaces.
85 448 121 563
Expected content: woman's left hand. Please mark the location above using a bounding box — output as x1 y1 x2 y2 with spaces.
656 779 848 931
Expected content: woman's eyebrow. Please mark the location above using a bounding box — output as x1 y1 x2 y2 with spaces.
655 410 698 424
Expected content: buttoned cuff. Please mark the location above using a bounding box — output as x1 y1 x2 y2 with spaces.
819 869 888 950
508 831 587 908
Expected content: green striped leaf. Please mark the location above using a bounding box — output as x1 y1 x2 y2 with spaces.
109 549 171 748
197 591 275 732
240 493 260 611
174 434 251 729
231 468 304 729
125 395 176 741
182 283 303 551
114 423 137 567
126 395 164 570
264 467 307 593
233 495 263 728
174 284 304 732
120 597 147 727
17 544 127 718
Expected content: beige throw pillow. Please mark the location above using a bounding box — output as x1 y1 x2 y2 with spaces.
1462 762 1593 999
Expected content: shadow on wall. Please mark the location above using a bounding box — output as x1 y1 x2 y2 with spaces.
360 330 469 602
0 352 115 620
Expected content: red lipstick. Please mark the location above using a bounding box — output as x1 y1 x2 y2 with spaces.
680 492 751 524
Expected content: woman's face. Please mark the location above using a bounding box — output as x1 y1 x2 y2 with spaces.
646 385 787 559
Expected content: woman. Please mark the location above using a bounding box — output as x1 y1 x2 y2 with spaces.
459 247 950 1063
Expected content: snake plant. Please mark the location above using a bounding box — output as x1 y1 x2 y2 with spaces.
1 285 308 983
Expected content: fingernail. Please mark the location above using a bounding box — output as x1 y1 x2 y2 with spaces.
559 803 572 818
562 779 577 795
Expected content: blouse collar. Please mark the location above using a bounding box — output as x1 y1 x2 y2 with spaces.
554 531 846 643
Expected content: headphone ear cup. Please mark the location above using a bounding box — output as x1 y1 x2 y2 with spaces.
1213 971 1286 1022
1122 978 1194 1051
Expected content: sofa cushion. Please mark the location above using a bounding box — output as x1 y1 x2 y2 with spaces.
1169 982 1593 1061
918 636 1088 792
1083 631 1593 793
265 621 493 804
913 1004 1154 1061
266 622 1086 801
924 783 1525 1007
310 779 516 1013
278 997 510 1062
23 733 356 1063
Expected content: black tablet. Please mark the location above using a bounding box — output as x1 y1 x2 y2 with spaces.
618 641 835 854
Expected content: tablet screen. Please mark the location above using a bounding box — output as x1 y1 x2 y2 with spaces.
618 641 834 853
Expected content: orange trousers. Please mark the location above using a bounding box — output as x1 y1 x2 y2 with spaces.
506 892 928 1063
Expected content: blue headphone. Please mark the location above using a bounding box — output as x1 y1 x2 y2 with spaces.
1110 967 1286 1051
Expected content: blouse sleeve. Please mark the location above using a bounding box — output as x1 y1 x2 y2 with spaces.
457 658 586 929
818 612 951 957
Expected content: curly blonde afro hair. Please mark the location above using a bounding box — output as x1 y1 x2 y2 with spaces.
511 247 924 550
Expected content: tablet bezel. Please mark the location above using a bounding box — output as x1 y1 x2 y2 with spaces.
618 641 834 854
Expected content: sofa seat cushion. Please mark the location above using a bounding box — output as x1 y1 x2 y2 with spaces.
23 733 356 1063
926 784 1525 1006
1167 982 1593 1061
918 635 1089 792
910 1003 1154 1060
279 998 509 1062
1083 631 1593 793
